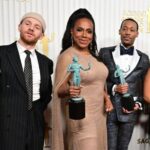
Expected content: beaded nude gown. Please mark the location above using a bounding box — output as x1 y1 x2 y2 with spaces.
52 46 108 150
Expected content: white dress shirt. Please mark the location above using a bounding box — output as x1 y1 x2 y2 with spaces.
113 44 140 77
17 42 41 101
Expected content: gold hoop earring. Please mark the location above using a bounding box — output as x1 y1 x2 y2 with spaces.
90 43 92 50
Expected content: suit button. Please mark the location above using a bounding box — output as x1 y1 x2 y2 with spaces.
6 85 10 88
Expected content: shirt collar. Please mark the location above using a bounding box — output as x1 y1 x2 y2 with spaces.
113 43 138 57
16 41 36 56
120 43 134 50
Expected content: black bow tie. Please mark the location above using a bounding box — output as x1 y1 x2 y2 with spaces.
120 45 134 55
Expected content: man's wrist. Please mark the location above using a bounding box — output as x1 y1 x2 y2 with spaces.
135 101 142 110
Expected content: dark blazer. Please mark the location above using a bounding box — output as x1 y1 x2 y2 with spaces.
0 42 53 150
99 46 149 122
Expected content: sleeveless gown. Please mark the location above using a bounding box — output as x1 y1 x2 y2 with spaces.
52 46 108 150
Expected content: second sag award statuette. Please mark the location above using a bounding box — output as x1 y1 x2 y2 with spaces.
114 65 135 111
67 56 91 120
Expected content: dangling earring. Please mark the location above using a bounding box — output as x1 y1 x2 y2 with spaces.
90 42 92 50
71 35 74 47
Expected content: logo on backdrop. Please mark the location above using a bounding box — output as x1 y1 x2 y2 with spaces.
17 0 31 2
36 32 55 56
137 138 150 144
123 8 150 33
4 0 32 2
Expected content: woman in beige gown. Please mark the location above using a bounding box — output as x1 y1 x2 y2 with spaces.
52 8 113 150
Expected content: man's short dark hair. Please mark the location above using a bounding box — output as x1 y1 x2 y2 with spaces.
120 18 139 31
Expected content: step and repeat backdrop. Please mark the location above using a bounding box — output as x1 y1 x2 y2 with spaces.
0 0 150 149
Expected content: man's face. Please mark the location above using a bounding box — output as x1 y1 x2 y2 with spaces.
18 17 43 45
119 20 138 48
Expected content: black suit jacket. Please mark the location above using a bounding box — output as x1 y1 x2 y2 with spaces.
99 46 149 122
0 42 53 149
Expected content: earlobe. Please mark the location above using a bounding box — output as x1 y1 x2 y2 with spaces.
18 24 21 32
136 32 139 37
70 29 73 35
119 29 121 35
39 33 44 40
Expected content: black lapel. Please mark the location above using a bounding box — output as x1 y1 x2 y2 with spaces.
104 46 120 83
108 48 116 70
35 51 44 93
105 47 117 73
6 42 26 91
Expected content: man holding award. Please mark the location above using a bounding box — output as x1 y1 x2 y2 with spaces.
114 65 135 111
99 18 149 150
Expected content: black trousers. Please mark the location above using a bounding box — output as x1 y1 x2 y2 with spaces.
25 100 45 150
107 120 135 150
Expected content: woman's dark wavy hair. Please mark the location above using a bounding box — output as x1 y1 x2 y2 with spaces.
61 8 99 60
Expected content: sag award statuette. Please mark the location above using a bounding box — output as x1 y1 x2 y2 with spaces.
114 65 135 111
67 56 91 120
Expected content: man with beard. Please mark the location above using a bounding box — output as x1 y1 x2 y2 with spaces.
0 12 53 150
99 18 149 150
